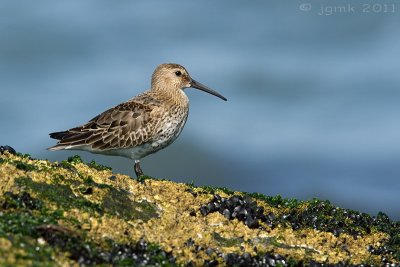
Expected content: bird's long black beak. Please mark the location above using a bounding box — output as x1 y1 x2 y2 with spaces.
190 79 227 101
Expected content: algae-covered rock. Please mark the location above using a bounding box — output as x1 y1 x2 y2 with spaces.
0 149 399 266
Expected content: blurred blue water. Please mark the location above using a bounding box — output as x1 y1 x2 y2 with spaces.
1 0 399 219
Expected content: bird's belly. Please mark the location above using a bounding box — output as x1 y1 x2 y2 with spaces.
82 144 154 160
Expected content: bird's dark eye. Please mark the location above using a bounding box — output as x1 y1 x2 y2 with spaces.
175 71 182 76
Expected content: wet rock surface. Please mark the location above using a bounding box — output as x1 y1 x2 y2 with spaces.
0 149 399 266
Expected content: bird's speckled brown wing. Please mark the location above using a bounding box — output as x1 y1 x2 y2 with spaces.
49 98 162 151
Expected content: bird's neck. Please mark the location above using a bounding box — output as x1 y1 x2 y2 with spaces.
152 86 189 108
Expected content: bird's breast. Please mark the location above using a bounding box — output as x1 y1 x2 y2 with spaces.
151 107 189 150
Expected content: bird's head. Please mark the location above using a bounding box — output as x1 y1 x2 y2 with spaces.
151 63 227 101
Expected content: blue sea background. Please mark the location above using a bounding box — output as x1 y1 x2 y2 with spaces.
1 1 399 219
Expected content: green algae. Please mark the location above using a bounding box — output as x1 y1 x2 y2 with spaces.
15 161 38 172
0 192 60 236
185 182 235 196
0 157 39 172
247 192 301 209
0 192 66 266
15 176 158 222
137 175 155 183
15 152 31 159
0 234 58 266
102 187 159 221
255 237 319 254
212 232 244 247
57 155 82 172
374 212 400 261
88 160 112 171
66 155 83 164
15 177 103 214
200 185 234 195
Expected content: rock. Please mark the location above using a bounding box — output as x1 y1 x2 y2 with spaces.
0 150 398 266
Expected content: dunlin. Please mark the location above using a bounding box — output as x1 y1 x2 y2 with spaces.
48 63 227 177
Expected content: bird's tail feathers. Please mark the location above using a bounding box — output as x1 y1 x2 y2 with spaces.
48 131 92 151
47 145 69 151
49 131 70 140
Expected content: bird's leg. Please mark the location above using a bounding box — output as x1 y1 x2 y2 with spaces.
134 160 144 177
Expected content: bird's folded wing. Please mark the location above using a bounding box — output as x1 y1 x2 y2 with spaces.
49 101 160 151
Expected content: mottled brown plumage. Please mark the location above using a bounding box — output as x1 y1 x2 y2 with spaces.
48 63 227 177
